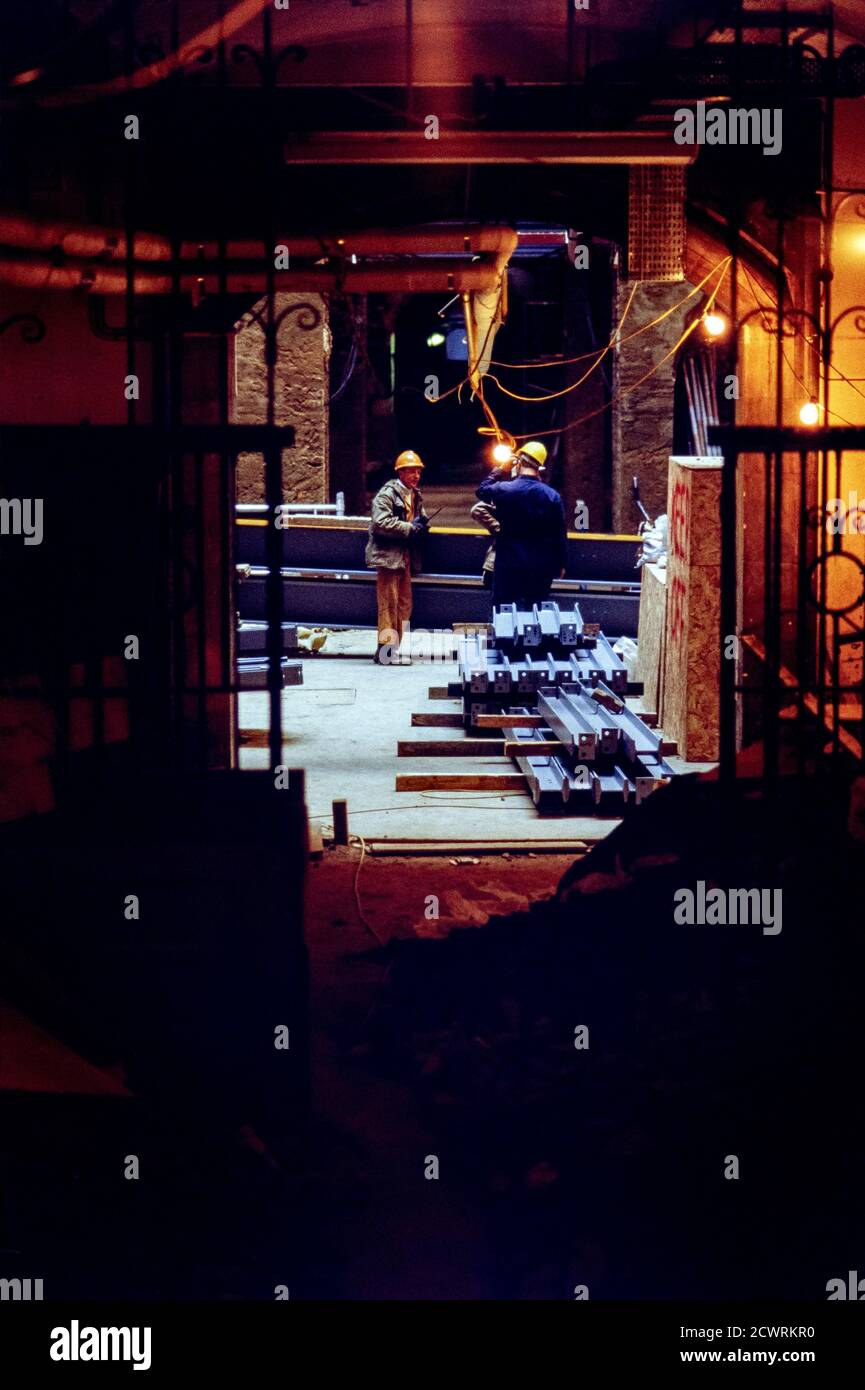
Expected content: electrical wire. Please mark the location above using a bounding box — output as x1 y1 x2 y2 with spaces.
502 259 731 442
438 259 729 444
487 258 732 370
419 254 732 449
479 281 638 406
348 832 387 944
328 338 358 403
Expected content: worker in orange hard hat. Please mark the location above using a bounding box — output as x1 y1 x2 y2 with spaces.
365 449 430 664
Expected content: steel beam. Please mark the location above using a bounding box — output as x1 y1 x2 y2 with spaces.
238 657 303 690
503 720 569 813
238 621 299 654
537 689 598 762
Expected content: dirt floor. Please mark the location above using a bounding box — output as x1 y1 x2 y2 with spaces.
4 771 863 1301
302 848 575 1298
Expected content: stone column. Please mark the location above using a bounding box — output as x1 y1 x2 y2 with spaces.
612 280 696 532
232 293 329 503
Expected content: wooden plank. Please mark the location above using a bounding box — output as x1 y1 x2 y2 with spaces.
474 713 545 729
398 739 501 757
396 773 527 792
411 712 464 728
503 739 564 756
240 728 287 747
366 840 589 856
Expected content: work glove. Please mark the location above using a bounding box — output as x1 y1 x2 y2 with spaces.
410 517 427 535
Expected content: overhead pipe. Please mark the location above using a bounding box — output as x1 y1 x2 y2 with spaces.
5 0 273 108
0 255 506 296
0 214 518 264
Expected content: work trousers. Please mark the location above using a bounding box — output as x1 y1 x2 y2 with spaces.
376 565 413 647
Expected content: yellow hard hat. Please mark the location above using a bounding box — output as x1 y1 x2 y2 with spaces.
516 440 547 469
395 449 424 471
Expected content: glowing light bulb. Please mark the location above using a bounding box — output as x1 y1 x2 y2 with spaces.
703 311 727 338
492 443 513 464
426 331 446 348
799 399 820 426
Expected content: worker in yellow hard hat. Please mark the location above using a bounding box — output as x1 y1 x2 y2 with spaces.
475 439 567 610
365 449 430 664
513 440 549 473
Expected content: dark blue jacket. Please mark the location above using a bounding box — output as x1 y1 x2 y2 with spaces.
475 472 568 586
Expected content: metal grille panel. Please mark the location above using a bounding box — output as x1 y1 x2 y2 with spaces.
627 165 685 282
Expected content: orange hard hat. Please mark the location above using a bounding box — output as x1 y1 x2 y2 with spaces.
395 450 424 471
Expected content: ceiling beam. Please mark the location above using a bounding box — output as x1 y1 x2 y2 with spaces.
284 130 697 166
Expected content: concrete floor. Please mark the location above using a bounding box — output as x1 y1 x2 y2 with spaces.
238 630 711 844
239 636 620 843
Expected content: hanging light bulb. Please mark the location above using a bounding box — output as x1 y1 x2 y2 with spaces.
799 399 820 426
702 311 727 338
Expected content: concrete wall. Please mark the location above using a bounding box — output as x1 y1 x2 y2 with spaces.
232 293 330 503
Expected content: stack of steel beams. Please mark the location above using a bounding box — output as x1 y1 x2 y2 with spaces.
455 610 673 814
534 683 675 810
458 627 628 723
492 600 599 655
502 682 676 814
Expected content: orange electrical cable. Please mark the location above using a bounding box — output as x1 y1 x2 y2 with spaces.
508 260 731 442
489 258 732 370
482 282 639 403
423 255 732 447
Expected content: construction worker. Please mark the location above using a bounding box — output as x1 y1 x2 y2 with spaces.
469 497 500 590
475 440 567 610
365 449 429 663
